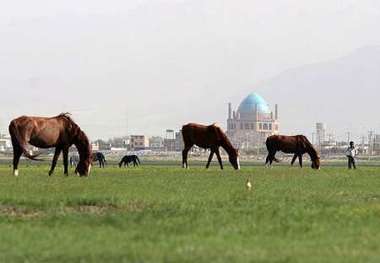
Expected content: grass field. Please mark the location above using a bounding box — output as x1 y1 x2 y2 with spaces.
1 162 380 262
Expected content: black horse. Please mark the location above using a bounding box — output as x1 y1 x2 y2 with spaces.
93 152 106 168
119 155 140 167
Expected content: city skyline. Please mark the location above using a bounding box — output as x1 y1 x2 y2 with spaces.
1 1 380 141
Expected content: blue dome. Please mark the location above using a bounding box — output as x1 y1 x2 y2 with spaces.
238 93 271 114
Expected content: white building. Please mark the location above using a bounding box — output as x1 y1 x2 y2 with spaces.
316 123 327 146
130 135 149 150
227 93 279 149
149 136 164 150
0 134 12 152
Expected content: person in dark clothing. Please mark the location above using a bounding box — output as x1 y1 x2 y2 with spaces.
345 141 358 169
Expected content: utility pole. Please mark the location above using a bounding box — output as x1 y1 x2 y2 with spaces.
368 130 374 161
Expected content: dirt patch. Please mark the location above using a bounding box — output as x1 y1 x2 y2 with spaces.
0 201 150 218
64 204 119 215
64 201 149 214
0 205 44 219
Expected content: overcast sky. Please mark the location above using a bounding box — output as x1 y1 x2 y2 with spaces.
0 0 379 140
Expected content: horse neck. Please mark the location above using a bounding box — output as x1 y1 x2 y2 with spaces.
306 144 318 161
220 139 236 157
73 130 91 163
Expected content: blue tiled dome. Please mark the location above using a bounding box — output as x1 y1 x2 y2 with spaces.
238 93 271 114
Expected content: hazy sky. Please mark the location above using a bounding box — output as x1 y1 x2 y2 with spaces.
1 0 379 140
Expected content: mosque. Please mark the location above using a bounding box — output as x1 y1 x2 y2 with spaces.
227 93 279 149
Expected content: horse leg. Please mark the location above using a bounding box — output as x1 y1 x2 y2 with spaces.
63 148 69 176
269 152 274 166
206 150 215 169
291 154 297 166
215 148 223 170
49 147 62 176
298 154 303 168
12 145 23 176
182 147 191 169
265 154 271 167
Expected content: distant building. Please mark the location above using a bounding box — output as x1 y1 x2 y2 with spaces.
149 136 164 151
373 134 380 154
227 93 279 149
174 131 183 151
91 142 100 152
163 130 183 152
316 123 327 146
0 134 11 152
130 135 149 150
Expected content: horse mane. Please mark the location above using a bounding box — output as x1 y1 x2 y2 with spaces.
211 124 238 155
56 112 74 122
56 113 92 163
299 135 319 159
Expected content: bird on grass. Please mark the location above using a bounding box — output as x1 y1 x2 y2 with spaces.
246 177 252 191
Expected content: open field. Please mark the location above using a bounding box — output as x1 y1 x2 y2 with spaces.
1 162 380 262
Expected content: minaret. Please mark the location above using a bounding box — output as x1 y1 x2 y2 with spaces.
255 104 259 121
227 103 233 135
275 104 278 120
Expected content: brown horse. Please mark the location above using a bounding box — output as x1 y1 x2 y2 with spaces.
265 135 320 169
182 123 240 170
8 113 92 176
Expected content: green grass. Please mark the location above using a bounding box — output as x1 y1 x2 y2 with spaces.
1 162 380 262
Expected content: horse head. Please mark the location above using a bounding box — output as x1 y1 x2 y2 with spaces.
75 160 92 176
228 148 240 170
311 156 321 170
72 128 92 176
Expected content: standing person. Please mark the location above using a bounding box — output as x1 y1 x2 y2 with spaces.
345 141 358 169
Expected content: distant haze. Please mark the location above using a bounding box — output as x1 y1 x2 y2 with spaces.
1 0 379 140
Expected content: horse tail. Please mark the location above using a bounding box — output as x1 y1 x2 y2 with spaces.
8 121 41 161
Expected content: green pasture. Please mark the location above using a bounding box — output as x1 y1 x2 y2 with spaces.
0 162 380 262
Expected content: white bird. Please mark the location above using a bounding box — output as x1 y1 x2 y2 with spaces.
246 178 252 191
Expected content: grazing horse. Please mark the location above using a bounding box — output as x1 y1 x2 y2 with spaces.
8 113 92 176
265 135 320 169
92 152 106 168
182 123 240 170
119 155 140 167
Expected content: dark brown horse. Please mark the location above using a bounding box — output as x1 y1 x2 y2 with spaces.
182 123 240 170
265 135 320 169
9 113 92 176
